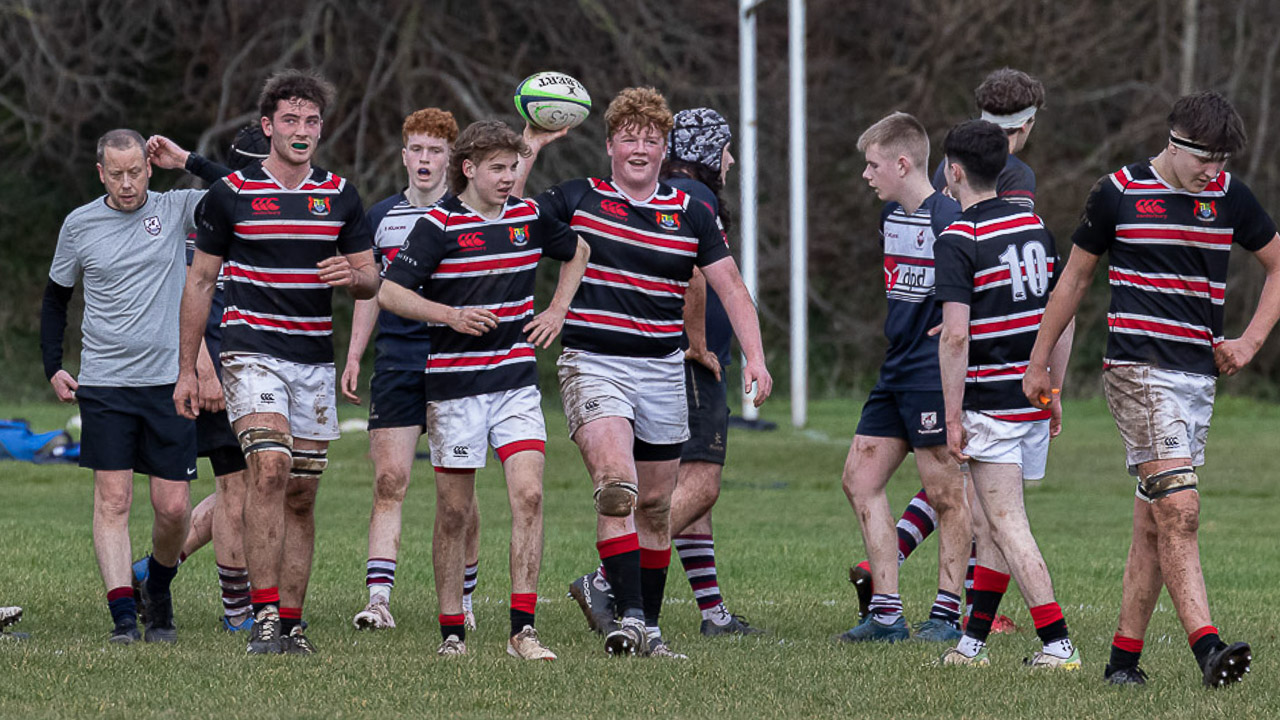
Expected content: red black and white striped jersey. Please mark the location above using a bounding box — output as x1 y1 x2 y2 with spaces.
381 194 578 401
935 198 1060 421
195 163 373 365
1072 162 1277 377
534 178 731 357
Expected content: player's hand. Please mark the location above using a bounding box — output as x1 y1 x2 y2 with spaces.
685 346 722 382
1049 396 1064 439
317 255 355 287
1214 337 1258 376
340 359 361 404
196 370 225 413
146 135 190 170
173 371 200 419
743 359 772 408
1022 364 1055 409
50 370 79 404
447 307 499 336
946 418 970 464
522 123 570 155
926 322 943 337
524 306 567 348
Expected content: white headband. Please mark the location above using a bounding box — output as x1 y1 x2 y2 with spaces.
1169 130 1228 160
980 105 1038 130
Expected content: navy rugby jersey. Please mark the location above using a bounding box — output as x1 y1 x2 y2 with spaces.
877 191 961 390
1072 163 1276 377
196 164 373 365
933 154 1037 210
367 192 434 372
667 176 733 368
534 178 730 358
381 194 578 401
935 198 1059 421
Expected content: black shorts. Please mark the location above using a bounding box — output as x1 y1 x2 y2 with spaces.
368 369 427 431
854 386 947 448
680 361 729 465
196 409 247 476
77 384 198 481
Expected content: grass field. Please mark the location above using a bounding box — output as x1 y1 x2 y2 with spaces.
2 395 1279 719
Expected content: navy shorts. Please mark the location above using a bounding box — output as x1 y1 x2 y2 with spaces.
368 369 427 430
681 361 729 465
196 409 247 476
77 384 198 481
854 386 947 448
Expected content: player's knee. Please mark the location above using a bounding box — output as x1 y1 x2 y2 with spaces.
636 494 671 527
284 481 318 518
437 506 470 534
95 488 132 518
153 495 191 527
373 467 411 504
510 485 543 518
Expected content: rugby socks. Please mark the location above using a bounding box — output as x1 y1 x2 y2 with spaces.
107 586 137 629
366 558 395 603
250 587 280 617
462 562 479 614
964 542 977 616
673 534 726 621
1190 625 1225 668
217 564 250 621
1109 633 1144 671
929 590 963 627
868 593 903 625
145 556 178 614
896 489 937 564
598 534 643 621
279 606 302 635
510 592 536 637
439 613 465 642
640 547 671 636
964 566 1010 643
1030 602 1072 657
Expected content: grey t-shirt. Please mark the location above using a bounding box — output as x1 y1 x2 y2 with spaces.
49 190 203 386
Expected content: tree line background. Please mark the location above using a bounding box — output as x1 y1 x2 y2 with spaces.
3 0 1279 403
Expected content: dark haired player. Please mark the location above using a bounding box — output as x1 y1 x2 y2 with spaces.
1027 91 1280 687
176 69 379 655
933 120 1078 669
379 119 589 659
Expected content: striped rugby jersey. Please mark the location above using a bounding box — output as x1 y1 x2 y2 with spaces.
196 163 373 365
1072 163 1276 377
877 191 961 390
367 192 434 372
381 194 578 401
933 154 1037 210
535 178 730 357
935 198 1060 421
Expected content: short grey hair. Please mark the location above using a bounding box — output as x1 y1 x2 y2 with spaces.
96 129 146 165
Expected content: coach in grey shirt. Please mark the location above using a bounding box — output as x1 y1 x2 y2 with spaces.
40 129 199 645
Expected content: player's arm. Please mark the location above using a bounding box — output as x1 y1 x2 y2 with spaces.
525 237 590 348
318 249 380 300
378 280 497 336
175 249 222 419
341 297 378 404
1024 246 1099 408
147 135 232 183
1215 235 1280 375
937 301 971 463
1045 318 1075 438
701 257 771 406
683 266 721 381
195 336 225 413
40 279 78 403
512 123 569 198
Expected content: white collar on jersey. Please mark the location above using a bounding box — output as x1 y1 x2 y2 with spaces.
980 105 1037 129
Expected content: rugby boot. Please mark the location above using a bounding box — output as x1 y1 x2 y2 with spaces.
848 565 873 621
1104 664 1149 686
1201 641 1251 688
604 616 649 657
912 618 963 642
568 570 615 634
700 605 764 637
835 615 909 643
246 606 282 654
507 626 557 661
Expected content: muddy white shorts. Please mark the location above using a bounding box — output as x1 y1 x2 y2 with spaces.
557 349 688 445
1102 364 1214 475
963 411 1050 481
426 385 546 470
221 353 339 441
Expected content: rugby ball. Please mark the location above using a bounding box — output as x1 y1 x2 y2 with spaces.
514 72 591 132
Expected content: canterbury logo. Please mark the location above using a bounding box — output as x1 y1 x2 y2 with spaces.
600 200 629 219
458 232 485 249
1134 199 1165 215
251 197 280 213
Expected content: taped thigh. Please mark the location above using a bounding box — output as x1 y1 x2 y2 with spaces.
1138 466 1198 502
237 427 293 459
291 447 328 479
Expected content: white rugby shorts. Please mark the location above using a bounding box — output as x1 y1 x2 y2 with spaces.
1103 364 1214 475
426 385 546 470
962 411 1050 480
557 349 689 446
221 353 339 441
